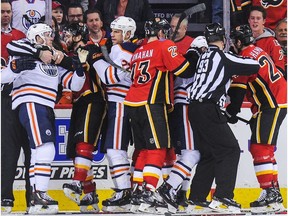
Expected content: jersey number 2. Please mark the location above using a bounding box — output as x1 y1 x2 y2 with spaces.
258 55 281 83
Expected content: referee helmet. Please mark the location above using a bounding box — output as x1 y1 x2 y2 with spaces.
204 23 226 43
230 24 254 46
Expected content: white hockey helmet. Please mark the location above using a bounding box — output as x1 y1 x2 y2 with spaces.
191 36 208 49
27 23 53 45
110 16 136 41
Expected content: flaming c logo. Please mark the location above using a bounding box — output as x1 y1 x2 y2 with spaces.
261 0 284 8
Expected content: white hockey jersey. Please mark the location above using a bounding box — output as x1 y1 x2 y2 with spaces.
93 42 138 102
174 77 194 104
11 0 46 33
1 58 85 110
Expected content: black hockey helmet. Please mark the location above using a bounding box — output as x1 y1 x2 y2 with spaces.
63 22 87 38
204 22 226 43
230 24 254 46
144 18 171 38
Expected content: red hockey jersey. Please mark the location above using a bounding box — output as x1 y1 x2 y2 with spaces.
175 35 193 55
124 39 189 107
231 44 287 114
1 28 25 65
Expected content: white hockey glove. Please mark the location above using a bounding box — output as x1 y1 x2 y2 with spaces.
77 47 89 64
191 36 208 49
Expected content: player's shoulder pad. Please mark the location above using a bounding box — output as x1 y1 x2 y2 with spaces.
120 42 139 53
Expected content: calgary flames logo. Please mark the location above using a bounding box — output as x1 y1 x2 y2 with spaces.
261 0 284 8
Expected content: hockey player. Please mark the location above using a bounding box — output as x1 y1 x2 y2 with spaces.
1 23 86 214
62 22 107 213
90 16 138 212
123 18 199 214
159 36 208 213
168 14 204 211
228 24 287 214
1 1 31 213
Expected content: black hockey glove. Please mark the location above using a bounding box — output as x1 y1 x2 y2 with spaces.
10 57 36 73
85 44 104 65
224 110 238 124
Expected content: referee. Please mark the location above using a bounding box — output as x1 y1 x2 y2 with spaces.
187 23 260 213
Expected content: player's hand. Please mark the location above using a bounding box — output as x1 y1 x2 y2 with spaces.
72 55 84 77
225 110 238 124
52 49 65 65
76 47 89 64
190 36 208 55
85 44 104 65
191 36 208 49
10 57 36 73
39 50 53 64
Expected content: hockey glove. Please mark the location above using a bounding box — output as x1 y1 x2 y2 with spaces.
189 36 208 56
72 47 89 77
10 57 36 73
225 110 238 124
85 44 104 65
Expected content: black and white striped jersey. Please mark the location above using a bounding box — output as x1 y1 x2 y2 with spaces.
188 45 260 107
6 38 41 58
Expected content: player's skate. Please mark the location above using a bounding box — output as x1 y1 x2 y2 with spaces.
102 188 131 212
186 200 212 214
130 184 142 213
28 190 58 215
138 183 168 214
275 188 286 213
209 196 241 214
158 181 178 214
250 187 281 214
1 199 13 214
176 190 188 210
79 189 99 213
63 181 82 205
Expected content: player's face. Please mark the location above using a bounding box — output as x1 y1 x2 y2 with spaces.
43 31 54 47
111 29 123 45
63 31 73 48
248 10 265 35
86 12 103 34
52 8 64 24
1 3 12 26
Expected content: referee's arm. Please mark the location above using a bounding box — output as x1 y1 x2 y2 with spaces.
224 52 260 76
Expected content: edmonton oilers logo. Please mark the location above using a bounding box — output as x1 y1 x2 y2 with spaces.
40 63 58 77
22 10 42 30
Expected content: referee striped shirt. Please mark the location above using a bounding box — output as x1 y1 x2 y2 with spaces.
188 45 260 107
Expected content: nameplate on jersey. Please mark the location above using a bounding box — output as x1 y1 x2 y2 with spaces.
39 63 58 77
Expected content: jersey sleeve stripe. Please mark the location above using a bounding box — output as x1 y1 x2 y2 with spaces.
173 61 190 76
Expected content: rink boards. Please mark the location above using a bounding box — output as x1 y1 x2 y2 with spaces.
12 104 287 211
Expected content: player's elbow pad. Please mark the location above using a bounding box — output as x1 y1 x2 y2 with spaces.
70 74 86 91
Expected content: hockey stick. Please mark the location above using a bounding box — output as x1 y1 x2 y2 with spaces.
171 3 206 41
221 110 250 124
235 115 250 124
100 44 130 73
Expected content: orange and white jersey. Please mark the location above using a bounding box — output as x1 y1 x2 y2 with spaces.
2 58 85 110
11 0 46 33
93 42 138 102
